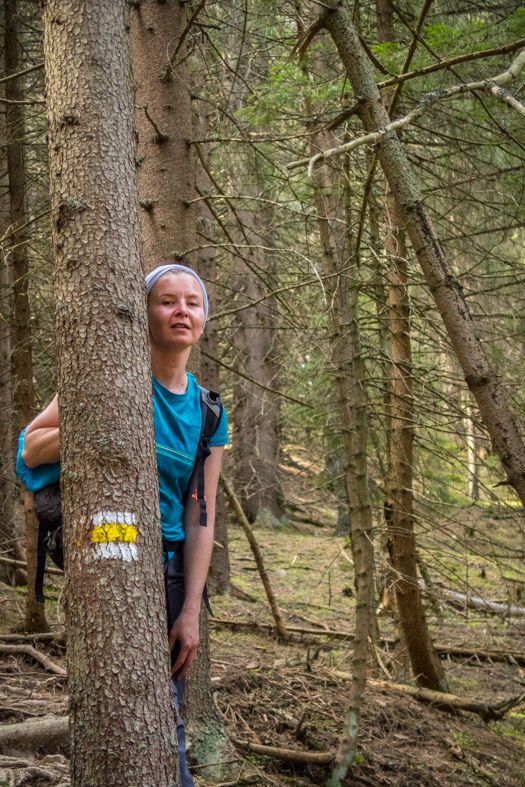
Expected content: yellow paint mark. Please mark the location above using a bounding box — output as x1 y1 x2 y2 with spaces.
91 523 138 544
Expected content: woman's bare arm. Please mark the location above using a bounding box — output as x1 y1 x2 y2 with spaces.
21 395 60 468
169 444 224 677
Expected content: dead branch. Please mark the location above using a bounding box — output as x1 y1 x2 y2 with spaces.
202 351 313 409
0 62 44 86
210 617 525 664
219 478 290 641
231 737 333 765
377 36 525 91
333 671 525 722
211 617 352 640
288 47 525 174
437 587 525 618
0 645 66 676
160 0 206 82
0 632 64 642
0 556 62 576
434 644 525 665
0 717 69 756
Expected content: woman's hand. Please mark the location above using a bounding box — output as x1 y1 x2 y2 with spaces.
168 609 200 678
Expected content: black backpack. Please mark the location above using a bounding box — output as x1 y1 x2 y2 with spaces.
33 386 223 603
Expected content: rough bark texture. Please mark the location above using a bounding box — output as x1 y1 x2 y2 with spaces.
130 1 229 771
195 97 231 595
131 0 196 271
386 195 446 690
321 0 525 507
377 0 447 692
43 3 178 785
5 0 44 626
182 607 233 779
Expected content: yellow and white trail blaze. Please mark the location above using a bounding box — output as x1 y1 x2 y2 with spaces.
91 511 138 561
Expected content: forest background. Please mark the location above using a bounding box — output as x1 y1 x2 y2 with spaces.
2 1 525 786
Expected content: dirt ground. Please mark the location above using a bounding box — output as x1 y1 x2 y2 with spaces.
1 506 525 787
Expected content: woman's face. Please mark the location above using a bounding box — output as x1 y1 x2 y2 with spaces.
147 272 205 353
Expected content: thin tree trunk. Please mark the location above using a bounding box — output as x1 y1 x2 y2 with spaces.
374 0 448 693
386 193 447 690
130 1 230 772
320 0 525 507
195 96 231 595
43 3 178 785
224 12 285 523
0 7 17 581
295 6 375 781
5 0 44 628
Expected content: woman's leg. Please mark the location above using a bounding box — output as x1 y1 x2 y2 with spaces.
164 551 194 787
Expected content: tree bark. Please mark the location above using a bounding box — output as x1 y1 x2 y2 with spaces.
43 3 178 785
195 95 231 595
386 195 446 690
296 7 376 782
131 0 196 271
0 5 17 581
5 0 44 627
376 0 447 693
130 1 230 771
320 0 525 507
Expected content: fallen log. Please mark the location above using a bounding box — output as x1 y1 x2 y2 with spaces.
0 557 62 577
0 717 69 756
211 618 353 641
332 671 525 722
434 644 525 665
0 645 66 677
0 632 64 643
231 737 333 765
212 617 525 665
437 587 525 618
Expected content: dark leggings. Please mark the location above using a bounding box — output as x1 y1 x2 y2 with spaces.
164 550 194 787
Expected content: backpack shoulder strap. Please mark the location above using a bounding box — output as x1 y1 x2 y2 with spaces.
198 386 223 440
190 387 223 528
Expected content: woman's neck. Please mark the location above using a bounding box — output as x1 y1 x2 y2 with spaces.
150 346 191 393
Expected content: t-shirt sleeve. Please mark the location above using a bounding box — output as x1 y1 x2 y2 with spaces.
209 405 229 447
16 428 61 493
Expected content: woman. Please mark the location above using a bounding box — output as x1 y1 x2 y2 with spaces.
17 264 227 787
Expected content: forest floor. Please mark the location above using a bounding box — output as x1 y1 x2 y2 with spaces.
1 494 525 786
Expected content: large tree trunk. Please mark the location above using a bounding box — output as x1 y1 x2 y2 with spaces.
130 0 230 773
43 3 178 785
5 0 44 628
376 0 447 693
320 0 525 507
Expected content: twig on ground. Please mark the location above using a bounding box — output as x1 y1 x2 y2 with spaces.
231 737 333 764
0 645 66 677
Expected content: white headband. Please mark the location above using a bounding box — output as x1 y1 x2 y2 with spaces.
145 264 209 328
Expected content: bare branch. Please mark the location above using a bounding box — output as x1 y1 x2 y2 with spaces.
288 48 525 175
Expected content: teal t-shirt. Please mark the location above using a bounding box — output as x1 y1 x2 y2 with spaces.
16 374 228 542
